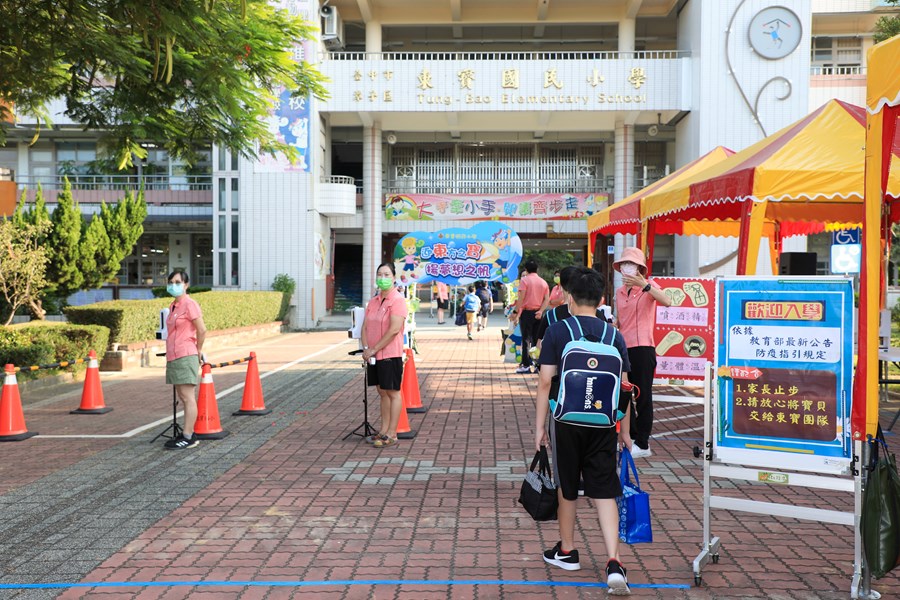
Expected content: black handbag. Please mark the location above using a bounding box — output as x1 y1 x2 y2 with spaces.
455 308 467 326
862 426 900 579
518 446 559 521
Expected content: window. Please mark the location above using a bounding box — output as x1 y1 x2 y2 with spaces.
811 37 863 75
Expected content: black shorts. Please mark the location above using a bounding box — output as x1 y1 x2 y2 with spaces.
478 306 489 317
550 419 621 501
367 357 404 391
436 298 449 310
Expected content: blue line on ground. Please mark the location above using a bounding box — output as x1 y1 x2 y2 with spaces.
0 579 691 590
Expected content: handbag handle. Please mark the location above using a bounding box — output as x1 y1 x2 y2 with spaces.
619 448 641 488
529 446 554 479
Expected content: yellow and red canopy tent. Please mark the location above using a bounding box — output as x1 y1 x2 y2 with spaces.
855 34 900 440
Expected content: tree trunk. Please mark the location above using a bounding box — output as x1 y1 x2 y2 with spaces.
28 298 46 320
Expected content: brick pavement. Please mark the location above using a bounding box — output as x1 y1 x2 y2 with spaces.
0 319 898 599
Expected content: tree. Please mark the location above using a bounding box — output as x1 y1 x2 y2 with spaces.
0 217 49 326
45 179 85 298
874 1 900 43
0 0 329 167
88 191 147 288
12 187 52 318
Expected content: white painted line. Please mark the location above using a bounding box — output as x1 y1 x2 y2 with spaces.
654 394 704 405
655 413 702 424
654 403 699 412
36 339 351 440
653 425 704 438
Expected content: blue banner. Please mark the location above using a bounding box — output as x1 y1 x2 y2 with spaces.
392 223 523 285
716 278 853 464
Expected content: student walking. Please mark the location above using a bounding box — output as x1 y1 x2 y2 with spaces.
534 266 633 595
462 285 481 340
435 282 450 324
475 280 493 332
613 247 672 459
512 260 549 374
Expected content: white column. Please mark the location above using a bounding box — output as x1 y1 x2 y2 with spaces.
618 18 636 55
17 142 29 180
613 119 635 281
362 122 383 298
366 21 382 54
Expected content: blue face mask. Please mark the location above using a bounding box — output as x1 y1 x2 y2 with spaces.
167 283 185 297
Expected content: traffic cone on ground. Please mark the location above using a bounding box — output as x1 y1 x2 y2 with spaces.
71 350 112 414
401 348 426 413
395 399 416 440
233 352 271 416
0 364 37 441
194 363 229 439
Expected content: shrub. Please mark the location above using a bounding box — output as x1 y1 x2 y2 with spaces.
0 322 110 379
64 291 283 344
150 285 212 298
271 274 296 321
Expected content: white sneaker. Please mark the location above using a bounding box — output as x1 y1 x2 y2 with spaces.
630 446 652 459
515 365 531 374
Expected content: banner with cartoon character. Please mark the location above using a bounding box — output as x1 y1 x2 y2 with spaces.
385 193 608 221
652 277 715 381
392 223 523 285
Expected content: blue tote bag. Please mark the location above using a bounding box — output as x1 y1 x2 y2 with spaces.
617 448 653 544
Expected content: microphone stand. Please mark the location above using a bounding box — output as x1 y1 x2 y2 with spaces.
150 352 183 443
343 349 378 440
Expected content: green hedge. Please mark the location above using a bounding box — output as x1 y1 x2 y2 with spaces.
0 322 110 378
150 285 212 298
64 291 285 345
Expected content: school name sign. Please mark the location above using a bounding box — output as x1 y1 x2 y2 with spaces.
318 56 689 112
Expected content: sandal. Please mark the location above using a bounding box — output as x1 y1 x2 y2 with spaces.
365 433 388 445
373 436 398 448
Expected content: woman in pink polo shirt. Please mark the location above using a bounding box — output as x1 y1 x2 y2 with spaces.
164 270 207 450
361 262 408 448
614 247 671 459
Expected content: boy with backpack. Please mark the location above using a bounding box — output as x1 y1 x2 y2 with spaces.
462 285 481 340
534 266 634 595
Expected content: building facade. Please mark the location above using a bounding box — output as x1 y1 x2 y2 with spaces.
2 0 895 325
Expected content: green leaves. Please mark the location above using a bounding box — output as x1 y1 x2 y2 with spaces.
874 0 900 43
0 0 328 166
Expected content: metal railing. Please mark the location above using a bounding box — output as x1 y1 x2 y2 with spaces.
810 65 866 76
321 50 689 62
385 178 614 195
15 174 213 191
320 175 356 185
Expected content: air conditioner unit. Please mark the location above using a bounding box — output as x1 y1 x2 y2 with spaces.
322 6 344 50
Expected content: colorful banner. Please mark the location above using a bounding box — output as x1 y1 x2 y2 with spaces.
652 277 716 381
385 193 608 221
392 223 523 285
716 277 854 472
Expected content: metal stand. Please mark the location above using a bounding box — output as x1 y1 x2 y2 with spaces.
692 364 721 585
344 351 378 440
150 385 182 443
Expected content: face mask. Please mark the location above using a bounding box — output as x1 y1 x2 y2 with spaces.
553 276 560 284
620 263 639 277
376 277 393 291
167 283 185 297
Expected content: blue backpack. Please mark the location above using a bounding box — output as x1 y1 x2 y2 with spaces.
550 317 627 428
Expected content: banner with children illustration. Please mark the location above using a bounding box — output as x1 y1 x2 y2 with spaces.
393 223 523 286
652 277 716 381
385 193 608 221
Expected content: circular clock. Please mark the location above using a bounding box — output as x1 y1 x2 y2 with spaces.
748 6 802 60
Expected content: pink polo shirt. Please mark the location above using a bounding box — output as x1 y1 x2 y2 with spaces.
518 272 549 311
165 296 202 361
436 282 449 301
549 284 565 306
615 280 662 348
363 289 408 360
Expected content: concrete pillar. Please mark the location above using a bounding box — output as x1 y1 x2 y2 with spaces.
618 18 636 54
366 21 382 54
614 120 634 203
17 143 29 180
362 122 383 298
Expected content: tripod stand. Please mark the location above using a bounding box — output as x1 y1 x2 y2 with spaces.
343 350 378 440
150 351 182 443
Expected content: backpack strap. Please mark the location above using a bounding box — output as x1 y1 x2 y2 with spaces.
547 307 557 325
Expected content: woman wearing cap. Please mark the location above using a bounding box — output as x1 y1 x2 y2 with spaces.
613 247 671 459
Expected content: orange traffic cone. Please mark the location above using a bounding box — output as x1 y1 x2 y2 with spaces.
194 363 229 439
0 364 37 441
401 348 426 414
71 350 112 414
396 400 416 440
233 352 271 416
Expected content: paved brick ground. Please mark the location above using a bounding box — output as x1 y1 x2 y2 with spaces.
1 319 898 599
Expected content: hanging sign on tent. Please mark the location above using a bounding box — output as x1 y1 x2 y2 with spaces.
715 277 853 473
392 223 523 286
652 277 715 381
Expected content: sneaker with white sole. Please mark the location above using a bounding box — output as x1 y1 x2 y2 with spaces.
630 446 652 459
606 559 630 595
515 365 531 374
542 542 581 571
165 434 199 450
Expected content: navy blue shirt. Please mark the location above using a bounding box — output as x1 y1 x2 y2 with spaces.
541 315 631 373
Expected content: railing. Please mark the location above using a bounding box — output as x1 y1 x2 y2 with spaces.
14 174 213 191
810 65 866 76
321 50 689 62
384 178 613 195
320 175 356 185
